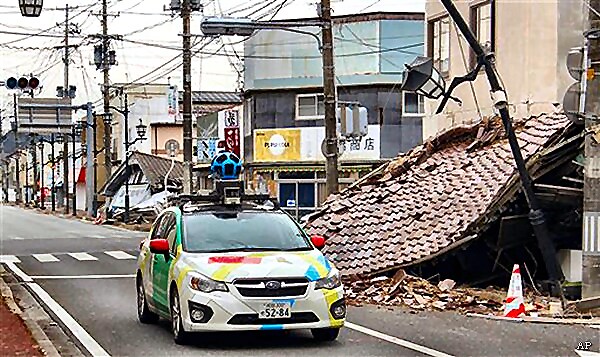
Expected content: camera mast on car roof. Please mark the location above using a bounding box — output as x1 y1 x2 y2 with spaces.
166 151 278 211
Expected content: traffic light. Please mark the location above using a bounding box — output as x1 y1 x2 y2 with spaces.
5 76 40 91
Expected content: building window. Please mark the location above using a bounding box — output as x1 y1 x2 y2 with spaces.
428 16 450 76
402 92 425 116
470 1 494 67
296 94 325 120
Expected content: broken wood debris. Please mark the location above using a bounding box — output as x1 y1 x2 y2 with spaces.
344 270 561 316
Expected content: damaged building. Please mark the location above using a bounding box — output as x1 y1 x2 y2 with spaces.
304 112 584 293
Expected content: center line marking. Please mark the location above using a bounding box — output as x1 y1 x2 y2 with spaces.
345 322 454 357
68 252 98 261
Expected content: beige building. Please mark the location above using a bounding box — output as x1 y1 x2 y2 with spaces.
423 0 587 139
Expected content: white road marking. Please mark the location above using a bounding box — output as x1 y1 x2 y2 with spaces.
346 322 454 357
104 251 135 260
68 252 98 261
31 274 136 279
0 255 20 263
5 262 33 282
32 254 59 263
575 350 600 356
3 263 110 356
591 325 600 329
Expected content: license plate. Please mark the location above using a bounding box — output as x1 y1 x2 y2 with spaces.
258 302 291 319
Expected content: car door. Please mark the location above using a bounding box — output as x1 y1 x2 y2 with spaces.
151 212 176 313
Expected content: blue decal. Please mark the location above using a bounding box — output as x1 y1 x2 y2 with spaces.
260 324 284 330
273 299 295 307
317 254 332 271
305 265 321 281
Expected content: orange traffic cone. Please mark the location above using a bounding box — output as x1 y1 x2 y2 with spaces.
503 264 526 318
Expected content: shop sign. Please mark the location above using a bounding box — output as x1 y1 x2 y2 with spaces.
254 129 301 162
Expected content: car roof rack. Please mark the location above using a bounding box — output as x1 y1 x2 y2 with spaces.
166 179 280 211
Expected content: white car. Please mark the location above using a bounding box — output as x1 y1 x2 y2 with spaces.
135 202 346 344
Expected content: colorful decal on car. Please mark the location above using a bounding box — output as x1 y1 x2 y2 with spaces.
208 256 263 264
323 289 343 327
260 324 284 330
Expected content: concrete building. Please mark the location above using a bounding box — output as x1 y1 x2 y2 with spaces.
242 12 425 220
423 0 587 139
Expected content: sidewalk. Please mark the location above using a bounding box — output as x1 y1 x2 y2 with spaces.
0 296 43 356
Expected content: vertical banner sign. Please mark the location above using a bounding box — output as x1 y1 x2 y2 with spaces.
223 110 240 157
167 85 179 121
197 137 219 162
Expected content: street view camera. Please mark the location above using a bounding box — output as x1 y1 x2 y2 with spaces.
210 151 243 205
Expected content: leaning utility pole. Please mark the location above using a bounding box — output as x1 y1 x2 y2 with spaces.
101 0 112 179
182 0 193 194
582 0 600 299
320 0 339 196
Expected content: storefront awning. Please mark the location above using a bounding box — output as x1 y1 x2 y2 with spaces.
251 164 378 173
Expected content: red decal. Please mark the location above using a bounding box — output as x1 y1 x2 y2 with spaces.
208 256 262 264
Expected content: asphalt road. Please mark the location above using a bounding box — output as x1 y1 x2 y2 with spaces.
1 205 598 357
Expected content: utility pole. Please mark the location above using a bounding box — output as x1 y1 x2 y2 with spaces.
319 0 339 196
58 4 76 213
582 0 600 299
102 0 112 181
182 0 193 194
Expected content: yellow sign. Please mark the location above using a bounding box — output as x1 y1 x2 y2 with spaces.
254 129 301 162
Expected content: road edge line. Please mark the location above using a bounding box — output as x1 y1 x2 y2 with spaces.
0 271 61 357
4 263 110 357
345 321 455 357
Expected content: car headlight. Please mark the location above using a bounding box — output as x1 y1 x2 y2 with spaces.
189 273 228 293
315 270 341 290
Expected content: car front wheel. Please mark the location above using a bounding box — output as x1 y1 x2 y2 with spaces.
311 327 340 342
170 289 190 344
136 276 158 324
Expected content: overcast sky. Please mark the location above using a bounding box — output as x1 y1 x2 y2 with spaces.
0 0 424 116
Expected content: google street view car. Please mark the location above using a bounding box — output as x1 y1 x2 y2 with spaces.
135 151 345 344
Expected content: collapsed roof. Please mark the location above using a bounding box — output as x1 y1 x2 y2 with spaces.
101 151 184 196
305 112 580 278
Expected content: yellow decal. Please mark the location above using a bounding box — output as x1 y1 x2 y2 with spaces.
176 265 193 288
300 254 328 278
211 264 240 281
323 290 343 327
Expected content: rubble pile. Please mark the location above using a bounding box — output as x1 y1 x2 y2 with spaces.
344 270 557 316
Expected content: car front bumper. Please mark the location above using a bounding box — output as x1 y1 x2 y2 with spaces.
179 284 345 332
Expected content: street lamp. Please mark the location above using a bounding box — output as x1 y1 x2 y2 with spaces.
199 15 339 196
18 0 43 17
401 57 446 99
108 93 147 223
404 0 564 297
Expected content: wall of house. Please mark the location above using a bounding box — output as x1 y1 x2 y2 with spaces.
244 86 422 162
244 16 424 90
111 84 174 161
150 124 183 161
423 0 587 139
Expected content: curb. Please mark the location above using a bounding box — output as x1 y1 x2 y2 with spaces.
467 312 600 325
0 274 60 357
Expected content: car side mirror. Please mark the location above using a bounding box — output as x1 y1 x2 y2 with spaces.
149 239 169 254
310 235 326 250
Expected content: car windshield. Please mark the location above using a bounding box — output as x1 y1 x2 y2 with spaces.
182 211 312 253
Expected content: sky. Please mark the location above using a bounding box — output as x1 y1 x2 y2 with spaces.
0 0 425 126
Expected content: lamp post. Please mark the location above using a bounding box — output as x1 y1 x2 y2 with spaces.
18 0 43 17
200 10 340 196
400 0 564 296
108 93 147 223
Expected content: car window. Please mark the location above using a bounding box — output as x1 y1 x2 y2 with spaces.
165 215 178 255
182 211 312 253
150 215 164 240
